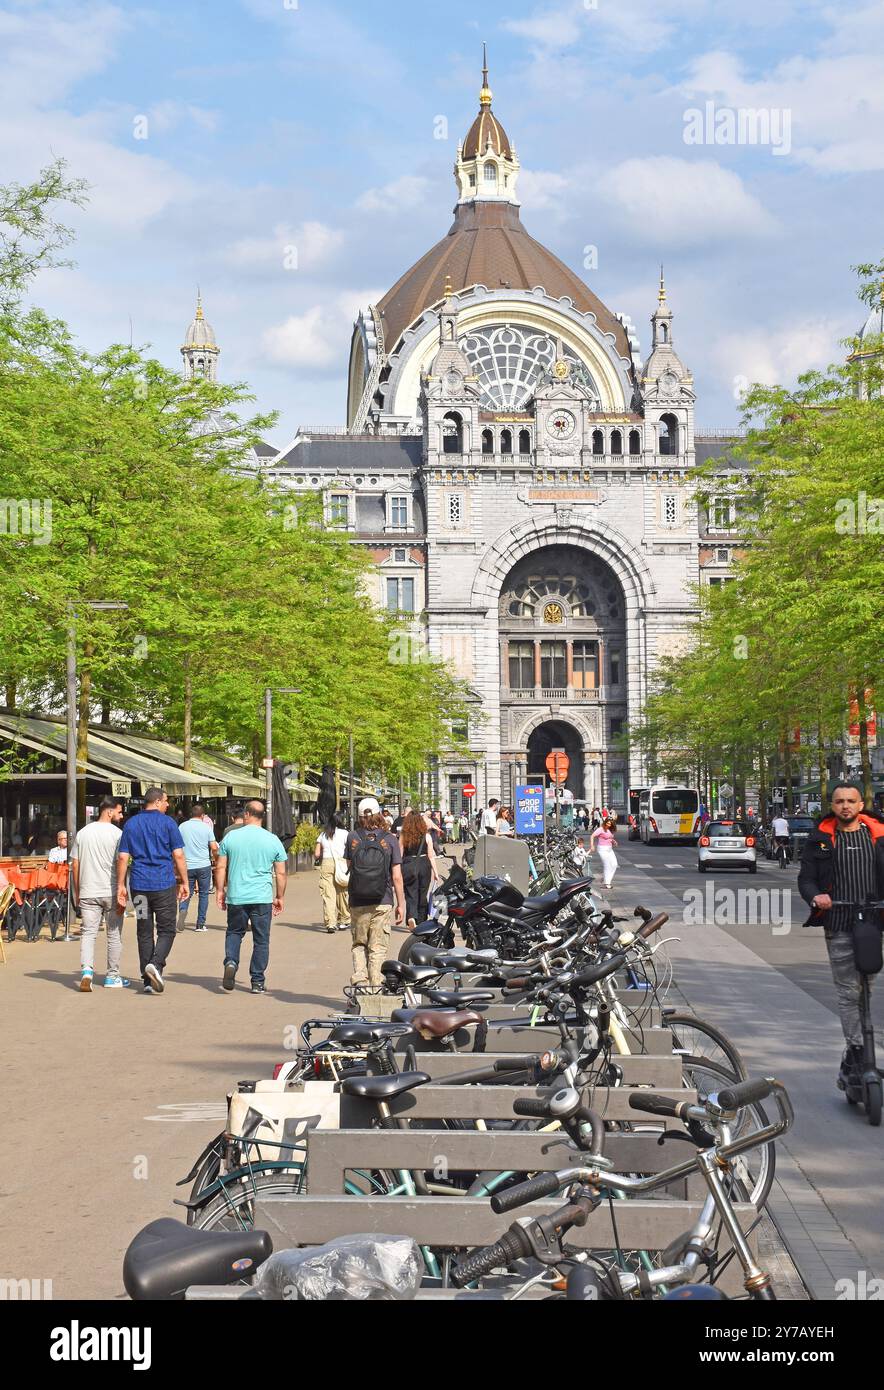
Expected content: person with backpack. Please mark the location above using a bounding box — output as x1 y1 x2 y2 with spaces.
345 797 405 990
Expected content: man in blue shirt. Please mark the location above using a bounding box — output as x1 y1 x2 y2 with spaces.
177 802 219 933
116 787 188 994
214 799 287 995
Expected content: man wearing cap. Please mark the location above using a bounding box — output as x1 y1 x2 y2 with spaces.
345 797 405 991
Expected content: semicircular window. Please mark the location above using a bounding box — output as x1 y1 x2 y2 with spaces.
459 324 600 410
500 547 624 622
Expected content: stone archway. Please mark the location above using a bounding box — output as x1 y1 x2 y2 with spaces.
526 720 585 798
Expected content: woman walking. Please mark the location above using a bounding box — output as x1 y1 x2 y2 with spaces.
399 809 438 930
590 817 619 891
314 813 350 933
495 806 514 836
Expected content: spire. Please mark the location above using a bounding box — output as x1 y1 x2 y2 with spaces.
480 43 492 107
658 265 667 307
195 288 204 321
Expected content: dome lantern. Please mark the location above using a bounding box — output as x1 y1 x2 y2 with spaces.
181 291 220 381
454 46 520 206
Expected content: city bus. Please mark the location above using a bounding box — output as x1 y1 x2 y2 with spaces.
627 787 649 840
638 786 702 844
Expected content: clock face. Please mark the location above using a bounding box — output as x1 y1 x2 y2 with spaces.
444 369 463 393
548 409 576 440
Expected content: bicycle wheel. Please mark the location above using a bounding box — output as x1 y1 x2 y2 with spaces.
680 1056 775 1211
191 1168 307 1232
665 1013 747 1080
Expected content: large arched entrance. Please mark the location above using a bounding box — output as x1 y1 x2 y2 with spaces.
527 720 584 799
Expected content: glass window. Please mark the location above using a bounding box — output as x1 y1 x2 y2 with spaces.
386 578 399 613
508 641 534 690
390 495 408 527
401 578 415 613
459 325 600 411
393 547 407 563
572 640 599 689
610 651 621 685
484 162 497 184
711 498 734 530
651 789 699 815
540 641 566 689
329 493 349 526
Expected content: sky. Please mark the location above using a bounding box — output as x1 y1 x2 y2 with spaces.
2 0 883 446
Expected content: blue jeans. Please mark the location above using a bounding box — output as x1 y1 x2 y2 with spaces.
225 903 272 986
179 866 212 928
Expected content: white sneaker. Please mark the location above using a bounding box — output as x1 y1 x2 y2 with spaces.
145 962 164 993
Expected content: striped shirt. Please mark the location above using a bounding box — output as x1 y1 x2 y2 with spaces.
828 824 876 933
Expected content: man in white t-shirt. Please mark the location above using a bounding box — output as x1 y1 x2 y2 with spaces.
48 830 68 864
480 799 499 834
72 798 125 991
770 812 790 857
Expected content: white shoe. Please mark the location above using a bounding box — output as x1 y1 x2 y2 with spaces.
145 962 164 993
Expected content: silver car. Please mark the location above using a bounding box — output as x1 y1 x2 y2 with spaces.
698 820 757 873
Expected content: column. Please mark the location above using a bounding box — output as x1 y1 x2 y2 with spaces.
596 636 605 693
566 640 574 691
534 639 542 692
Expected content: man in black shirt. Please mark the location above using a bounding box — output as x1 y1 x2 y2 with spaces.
799 783 884 1090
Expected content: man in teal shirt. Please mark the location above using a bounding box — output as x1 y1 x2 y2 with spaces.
214 800 288 994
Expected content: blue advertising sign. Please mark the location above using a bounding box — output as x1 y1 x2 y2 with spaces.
515 785 545 835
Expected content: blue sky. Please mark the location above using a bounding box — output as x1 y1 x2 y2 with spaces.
3 0 883 444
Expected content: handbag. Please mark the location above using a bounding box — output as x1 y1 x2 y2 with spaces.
333 856 350 890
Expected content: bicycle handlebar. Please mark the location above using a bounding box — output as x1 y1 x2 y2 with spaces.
628 1091 693 1120
715 1076 776 1110
490 1171 563 1214
638 911 669 940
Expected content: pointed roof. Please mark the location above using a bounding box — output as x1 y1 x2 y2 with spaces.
462 46 513 159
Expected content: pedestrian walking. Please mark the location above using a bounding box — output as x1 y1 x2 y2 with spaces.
314 812 350 933
590 817 619 890
72 797 126 991
177 803 219 933
215 799 288 995
443 809 454 843
400 809 438 930
479 798 499 835
798 782 884 1093
346 797 404 991
495 806 514 836
116 787 189 995
221 809 246 839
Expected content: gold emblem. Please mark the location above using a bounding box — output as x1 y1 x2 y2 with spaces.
553 359 570 379
544 602 564 624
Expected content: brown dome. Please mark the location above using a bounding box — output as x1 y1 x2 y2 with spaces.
376 201 629 359
462 107 513 160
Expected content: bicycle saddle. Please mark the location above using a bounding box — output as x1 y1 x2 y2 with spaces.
327 1021 410 1046
410 1009 484 1039
380 960 442 986
423 988 495 1007
339 1070 430 1101
123 1218 272 1301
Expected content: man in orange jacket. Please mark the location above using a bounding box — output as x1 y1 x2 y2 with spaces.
798 784 884 1091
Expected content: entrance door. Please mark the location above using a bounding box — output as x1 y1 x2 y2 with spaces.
526 721 584 799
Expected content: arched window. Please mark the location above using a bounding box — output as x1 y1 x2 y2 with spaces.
481 428 494 455
484 162 497 185
659 413 679 457
629 429 641 455
592 430 604 456
500 428 512 455
518 429 532 454
610 429 622 456
443 412 464 454
660 323 669 343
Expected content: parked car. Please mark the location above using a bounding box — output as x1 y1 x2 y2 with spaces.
698 820 757 873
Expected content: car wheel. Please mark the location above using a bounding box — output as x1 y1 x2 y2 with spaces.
748 863 757 874
698 862 706 873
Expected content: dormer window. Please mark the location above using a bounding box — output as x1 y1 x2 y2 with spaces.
484 162 497 185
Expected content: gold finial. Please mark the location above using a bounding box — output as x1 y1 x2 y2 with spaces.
480 42 492 106
658 265 667 307
443 273 454 298
195 288 204 321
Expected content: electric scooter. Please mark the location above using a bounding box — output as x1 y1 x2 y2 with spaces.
831 898 884 1127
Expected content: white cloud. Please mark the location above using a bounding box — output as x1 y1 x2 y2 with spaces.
518 169 571 212
504 0 677 55
356 176 431 214
0 3 126 109
711 316 848 392
223 221 344 272
680 37 884 173
598 156 777 247
262 290 383 372
146 102 221 136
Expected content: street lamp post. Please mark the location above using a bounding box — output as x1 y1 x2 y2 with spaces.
264 687 301 835
65 600 129 940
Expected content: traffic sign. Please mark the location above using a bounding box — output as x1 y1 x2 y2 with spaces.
462 783 477 799
719 782 734 799
545 750 570 784
515 785 544 835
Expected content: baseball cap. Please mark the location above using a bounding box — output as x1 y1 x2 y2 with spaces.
358 797 381 817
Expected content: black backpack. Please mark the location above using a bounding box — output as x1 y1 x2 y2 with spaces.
348 830 389 906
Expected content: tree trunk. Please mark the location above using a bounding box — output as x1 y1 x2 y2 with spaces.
77 645 93 826
817 723 828 810
858 686 873 809
784 732 794 814
5 683 15 710
757 745 767 824
100 697 111 725
183 659 193 771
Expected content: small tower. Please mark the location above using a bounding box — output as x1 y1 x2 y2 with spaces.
642 269 695 460
454 46 521 205
421 276 481 458
181 293 220 381
848 280 884 401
